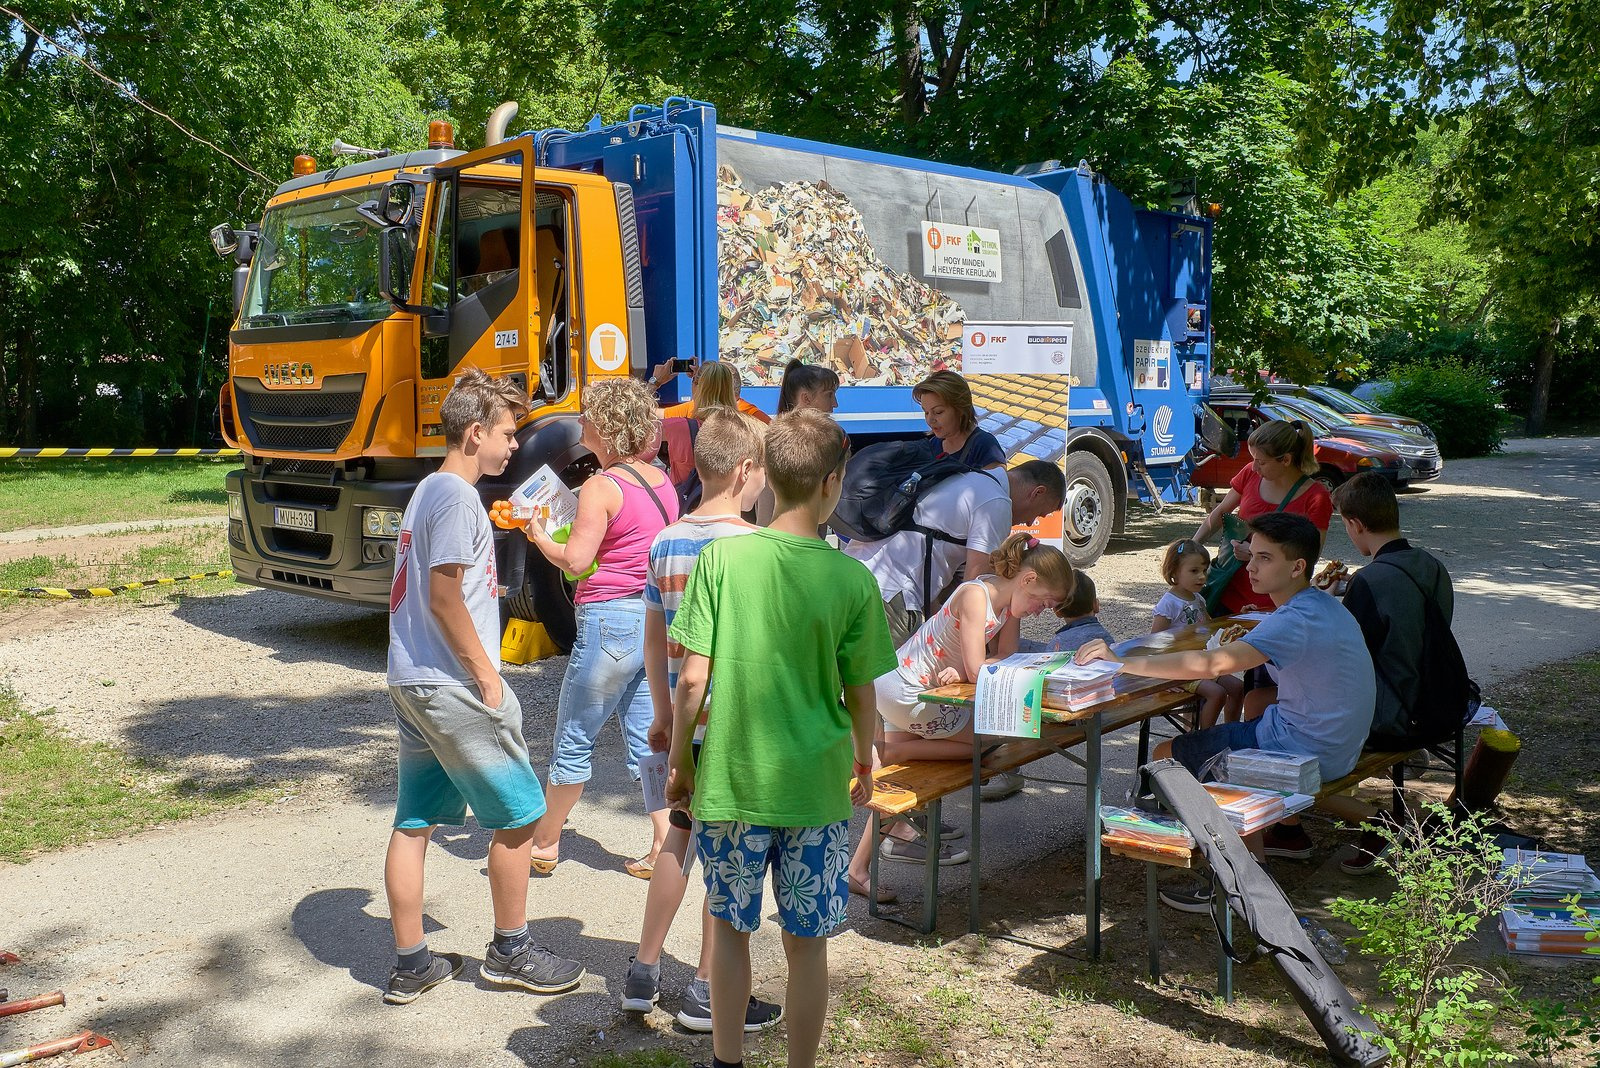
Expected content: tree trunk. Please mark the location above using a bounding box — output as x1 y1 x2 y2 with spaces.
17 333 37 446
890 3 927 124
1525 316 1558 437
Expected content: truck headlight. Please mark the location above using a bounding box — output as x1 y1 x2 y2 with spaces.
364 508 403 538
228 490 245 522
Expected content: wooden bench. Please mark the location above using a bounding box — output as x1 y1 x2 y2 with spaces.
865 688 1200 935
1118 744 1451 1001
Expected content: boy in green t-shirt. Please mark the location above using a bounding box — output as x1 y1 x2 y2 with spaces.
668 409 894 1068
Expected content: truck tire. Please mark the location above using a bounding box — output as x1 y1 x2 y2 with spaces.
503 539 577 655
1060 451 1115 567
1198 487 1218 512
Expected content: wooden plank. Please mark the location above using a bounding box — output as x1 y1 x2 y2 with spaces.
867 690 1199 817
1318 750 1413 799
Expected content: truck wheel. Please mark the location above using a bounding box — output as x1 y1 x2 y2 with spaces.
1315 465 1345 496
504 540 576 655
1060 451 1115 567
1198 488 1218 512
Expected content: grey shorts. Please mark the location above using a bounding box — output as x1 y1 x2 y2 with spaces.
390 682 546 831
883 591 925 651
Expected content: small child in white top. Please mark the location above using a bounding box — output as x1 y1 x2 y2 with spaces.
1155 539 1243 728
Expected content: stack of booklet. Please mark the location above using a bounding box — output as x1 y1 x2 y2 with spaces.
1499 849 1600 957
1100 805 1196 863
1203 783 1315 836
1042 659 1123 711
1224 749 1322 794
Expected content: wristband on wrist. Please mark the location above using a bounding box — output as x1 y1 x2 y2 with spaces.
853 759 873 777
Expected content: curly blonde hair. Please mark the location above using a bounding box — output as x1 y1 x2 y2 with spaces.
582 377 660 460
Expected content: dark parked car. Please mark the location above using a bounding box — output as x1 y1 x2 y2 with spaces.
1211 388 1443 485
1193 398 1405 493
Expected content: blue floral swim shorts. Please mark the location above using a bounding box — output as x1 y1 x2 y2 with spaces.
695 819 852 937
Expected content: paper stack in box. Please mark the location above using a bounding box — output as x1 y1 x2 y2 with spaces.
1042 660 1123 711
1498 849 1600 957
1203 783 1315 836
1225 749 1322 794
1101 806 1195 865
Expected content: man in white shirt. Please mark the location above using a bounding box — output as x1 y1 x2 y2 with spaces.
845 458 1066 649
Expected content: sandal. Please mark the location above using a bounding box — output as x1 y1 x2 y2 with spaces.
847 875 898 904
624 856 655 881
530 851 559 874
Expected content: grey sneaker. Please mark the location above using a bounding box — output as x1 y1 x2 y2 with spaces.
676 977 783 1033
878 833 970 866
980 770 1025 801
481 939 585 995
620 957 660 1012
383 950 464 1004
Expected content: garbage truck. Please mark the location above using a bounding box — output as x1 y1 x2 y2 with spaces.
210 97 1215 650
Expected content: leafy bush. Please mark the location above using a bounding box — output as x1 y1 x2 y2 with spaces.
1377 358 1504 457
1331 804 1518 1068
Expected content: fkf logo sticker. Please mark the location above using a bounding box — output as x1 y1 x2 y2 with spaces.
969 332 1008 347
263 362 316 388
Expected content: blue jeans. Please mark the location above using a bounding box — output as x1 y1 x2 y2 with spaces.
548 596 653 787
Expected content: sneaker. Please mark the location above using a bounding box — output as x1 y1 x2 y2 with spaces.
481 939 585 995
383 950 464 1004
1158 879 1214 914
676 977 783 1033
1262 823 1315 860
979 770 1025 801
878 833 970 866
1340 830 1390 876
907 812 965 841
620 957 659 1012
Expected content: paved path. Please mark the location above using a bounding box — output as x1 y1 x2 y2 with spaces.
0 515 225 544
1 435 1596 1065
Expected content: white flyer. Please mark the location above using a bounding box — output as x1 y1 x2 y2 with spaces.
639 751 670 814
973 652 1070 738
509 464 578 533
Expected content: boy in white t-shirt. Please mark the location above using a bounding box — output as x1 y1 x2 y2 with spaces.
382 368 583 1005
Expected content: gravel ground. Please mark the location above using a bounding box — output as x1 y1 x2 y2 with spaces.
1 435 1597 1065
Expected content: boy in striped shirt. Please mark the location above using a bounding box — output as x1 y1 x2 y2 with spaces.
622 407 779 1032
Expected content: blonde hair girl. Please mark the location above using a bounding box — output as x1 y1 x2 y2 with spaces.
1151 539 1242 727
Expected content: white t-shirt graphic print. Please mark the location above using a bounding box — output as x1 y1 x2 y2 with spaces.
388 471 502 687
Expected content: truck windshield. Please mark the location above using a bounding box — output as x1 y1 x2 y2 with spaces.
240 185 398 328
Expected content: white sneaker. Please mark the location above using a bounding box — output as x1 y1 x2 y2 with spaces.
979 771 1024 801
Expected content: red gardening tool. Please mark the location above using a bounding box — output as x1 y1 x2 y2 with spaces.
0 1032 115 1066
0 991 66 1019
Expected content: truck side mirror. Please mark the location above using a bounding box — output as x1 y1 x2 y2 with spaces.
378 181 415 226
378 228 413 307
209 223 238 257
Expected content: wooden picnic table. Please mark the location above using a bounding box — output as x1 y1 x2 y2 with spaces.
906 617 1258 954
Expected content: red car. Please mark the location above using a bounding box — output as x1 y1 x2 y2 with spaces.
1193 399 1405 492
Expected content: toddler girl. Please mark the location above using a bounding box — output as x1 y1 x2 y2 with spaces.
1153 539 1243 727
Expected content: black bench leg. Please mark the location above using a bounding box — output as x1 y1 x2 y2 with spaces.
1145 862 1162 981
1392 759 1406 824
1212 872 1233 1003
921 798 941 935
969 736 982 934
869 811 884 921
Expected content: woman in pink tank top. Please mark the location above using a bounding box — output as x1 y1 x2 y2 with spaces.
526 378 678 875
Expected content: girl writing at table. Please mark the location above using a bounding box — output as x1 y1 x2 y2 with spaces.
848 534 1075 880
1152 539 1243 728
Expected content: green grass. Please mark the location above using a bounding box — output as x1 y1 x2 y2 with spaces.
0 527 231 596
0 458 230 532
0 691 261 862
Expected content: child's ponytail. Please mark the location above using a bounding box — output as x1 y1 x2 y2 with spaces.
991 533 1076 596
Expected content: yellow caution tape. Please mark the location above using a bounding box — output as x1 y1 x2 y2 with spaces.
0 569 234 599
0 447 241 459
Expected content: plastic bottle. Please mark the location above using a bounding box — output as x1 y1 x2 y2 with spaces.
1301 917 1349 965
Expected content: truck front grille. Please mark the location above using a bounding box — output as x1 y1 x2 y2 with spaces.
233 374 365 453
269 568 335 592
267 529 335 558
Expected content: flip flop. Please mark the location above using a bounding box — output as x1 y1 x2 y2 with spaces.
624 857 655 880
848 875 898 904
530 852 559 874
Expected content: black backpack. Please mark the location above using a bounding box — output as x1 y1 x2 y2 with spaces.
1367 560 1479 749
674 419 703 513
831 440 976 611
